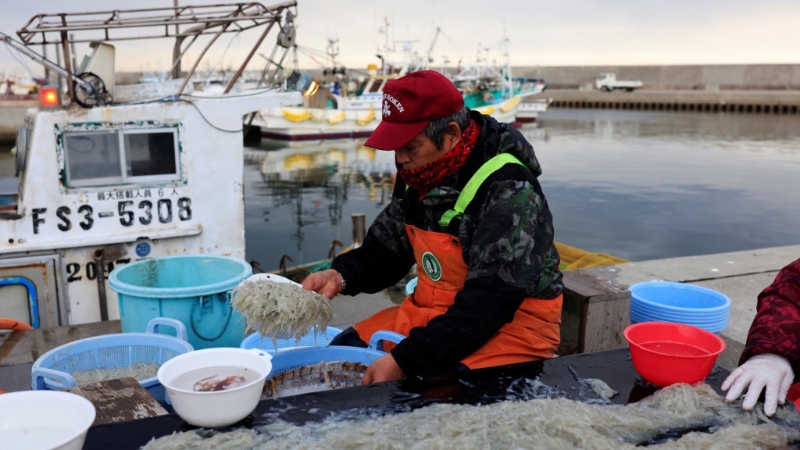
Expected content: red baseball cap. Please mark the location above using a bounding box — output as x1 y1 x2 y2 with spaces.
364 70 464 151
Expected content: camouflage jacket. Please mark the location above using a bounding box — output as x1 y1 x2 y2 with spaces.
331 111 562 376
741 258 800 380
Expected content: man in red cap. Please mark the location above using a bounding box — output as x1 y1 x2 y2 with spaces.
303 70 563 384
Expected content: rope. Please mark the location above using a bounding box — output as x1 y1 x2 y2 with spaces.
202 31 241 85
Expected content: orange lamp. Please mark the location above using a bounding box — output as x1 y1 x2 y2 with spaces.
40 86 61 108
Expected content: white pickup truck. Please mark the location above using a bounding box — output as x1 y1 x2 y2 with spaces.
595 73 643 92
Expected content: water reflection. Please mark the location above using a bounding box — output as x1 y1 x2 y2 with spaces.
245 110 799 269
244 139 395 270
522 110 800 261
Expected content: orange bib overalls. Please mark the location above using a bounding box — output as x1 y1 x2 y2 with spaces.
353 154 562 370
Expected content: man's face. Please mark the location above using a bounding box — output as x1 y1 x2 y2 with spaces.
394 134 442 171
394 122 462 171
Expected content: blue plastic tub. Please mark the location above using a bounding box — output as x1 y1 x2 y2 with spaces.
240 326 344 354
268 330 405 379
629 281 731 333
269 346 386 378
30 318 193 402
109 255 252 350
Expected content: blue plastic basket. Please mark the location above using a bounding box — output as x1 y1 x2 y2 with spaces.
629 281 731 333
240 326 344 354
269 346 386 378
30 318 194 402
268 330 405 379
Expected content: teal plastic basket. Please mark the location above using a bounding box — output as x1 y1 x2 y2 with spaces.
109 255 252 350
30 318 194 402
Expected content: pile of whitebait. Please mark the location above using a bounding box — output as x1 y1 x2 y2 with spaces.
141 383 800 449
231 276 333 342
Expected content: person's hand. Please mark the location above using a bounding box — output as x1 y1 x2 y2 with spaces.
362 354 404 385
301 269 342 300
722 353 794 416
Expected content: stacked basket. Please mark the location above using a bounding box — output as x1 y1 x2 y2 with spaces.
629 281 731 334
31 318 193 402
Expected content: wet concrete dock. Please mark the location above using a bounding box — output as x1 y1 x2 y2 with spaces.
578 244 800 370
329 244 800 371
2 244 797 393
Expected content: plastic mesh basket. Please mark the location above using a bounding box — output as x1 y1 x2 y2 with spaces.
31 318 194 402
269 346 387 378
268 330 405 378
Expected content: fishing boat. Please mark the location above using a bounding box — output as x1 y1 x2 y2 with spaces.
251 31 414 142
252 64 388 141
0 2 304 330
514 98 552 124
447 41 545 124
252 24 541 141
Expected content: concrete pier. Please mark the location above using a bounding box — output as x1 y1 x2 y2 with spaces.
329 244 800 371
1 245 796 393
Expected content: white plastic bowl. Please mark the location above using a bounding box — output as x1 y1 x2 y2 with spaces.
0 390 96 450
157 347 272 428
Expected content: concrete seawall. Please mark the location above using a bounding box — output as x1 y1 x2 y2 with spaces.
515 64 800 91
528 89 800 114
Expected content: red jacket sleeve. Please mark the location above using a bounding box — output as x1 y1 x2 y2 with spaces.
740 258 800 379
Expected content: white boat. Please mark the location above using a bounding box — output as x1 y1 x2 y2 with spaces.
253 70 388 141
0 2 302 329
447 42 545 125
252 25 538 141
516 99 552 123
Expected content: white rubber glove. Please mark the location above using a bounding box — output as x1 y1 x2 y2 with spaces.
722 353 794 416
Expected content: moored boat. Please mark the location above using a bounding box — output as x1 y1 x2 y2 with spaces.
252 24 540 141
0 2 303 329
253 82 384 141
516 98 552 123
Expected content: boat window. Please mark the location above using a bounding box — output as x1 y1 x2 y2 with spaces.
124 130 178 177
64 132 122 185
368 80 383 93
62 127 180 188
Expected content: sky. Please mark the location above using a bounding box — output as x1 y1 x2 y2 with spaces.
1 0 799 78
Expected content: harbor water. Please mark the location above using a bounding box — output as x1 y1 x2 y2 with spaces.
242 109 800 270
2 109 799 271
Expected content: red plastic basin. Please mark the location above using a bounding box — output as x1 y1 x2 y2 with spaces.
623 321 726 388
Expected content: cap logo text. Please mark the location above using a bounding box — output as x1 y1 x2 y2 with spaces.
383 93 404 115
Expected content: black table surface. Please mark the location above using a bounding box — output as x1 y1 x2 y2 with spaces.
84 347 730 450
